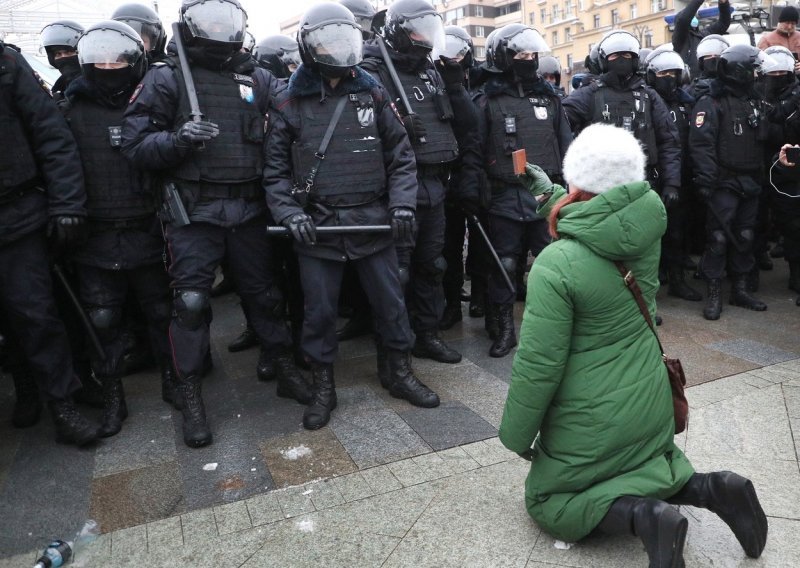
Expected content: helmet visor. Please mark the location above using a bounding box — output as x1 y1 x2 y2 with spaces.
441 35 470 60
305 24 363 68
354 15 374 34
281 46 302 68
507 28 550 56
40 22 82 48
116 19 161 51
78 28 141 67
183 1 247 43
401 13 445 52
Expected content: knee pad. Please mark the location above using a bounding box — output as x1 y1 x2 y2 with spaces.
499 256 518 276
173 290 210 331
738 228 755 245
708 230 727 256
87 307 122 340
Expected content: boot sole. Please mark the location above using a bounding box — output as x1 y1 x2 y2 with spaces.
184 434 213 448
729 300 767 311
489 341 517 358
719 478 768 559
411 349 463 364
303 400 337 430
389 389 440 408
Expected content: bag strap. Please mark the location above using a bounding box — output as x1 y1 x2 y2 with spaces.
301 95 348 193
613 261 666 356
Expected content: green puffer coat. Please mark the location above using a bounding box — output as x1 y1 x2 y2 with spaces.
499 181 694 542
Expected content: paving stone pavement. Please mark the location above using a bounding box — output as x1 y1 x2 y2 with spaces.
1 264 800 566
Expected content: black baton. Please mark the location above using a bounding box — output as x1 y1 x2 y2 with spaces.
52 264 106 361
467 214 515 294
267 225 392 236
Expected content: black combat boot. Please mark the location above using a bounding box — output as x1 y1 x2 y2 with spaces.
336 308 372 341
227 325 259 353
485 303 499 340
788 261 800 293
745 266 759 293
667 265 702 301
756 250 773 271
303 364 337 430
412 330 462 363
160 364 182 410
598 496 688 568
667 472 767 558
730 276 767 311
72 360 104 408
11 371 41 428
703 279 722 321
386 349 440 408
490 303 517 358
98 376 128 438
256 347 276 382
275 350 312 404
178 375 212 448
48 399 101 446
376 343 392 389
439 302 463 330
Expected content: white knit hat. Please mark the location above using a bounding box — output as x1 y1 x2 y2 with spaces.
562 123 646 195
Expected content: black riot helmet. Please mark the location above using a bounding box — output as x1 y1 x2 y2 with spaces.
253 35 300 78
584 44 601 75
111 3 166 58
484 24 548 73
538 55 561 86
443 25 473 68
77 20 146 96
298 2 363 79
596 30 640 73
339 0 376 39
718 44 765 89
40 20 83 67
383 0 445 57
179 0 247 50
243 31 256 53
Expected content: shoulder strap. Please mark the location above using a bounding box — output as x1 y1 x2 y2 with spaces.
613 261 665 356
301 95 349 192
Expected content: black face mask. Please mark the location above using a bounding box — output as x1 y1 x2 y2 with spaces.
766 74 795 99
653 75 679 100
511 59 539 81
92 67 132 96
702 57 719 78
607 57 636 81
187 45 236 70
320 65 352 80
54 55 81 78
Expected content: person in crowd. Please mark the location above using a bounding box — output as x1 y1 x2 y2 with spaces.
672 0 731 77
111 3 168 63
253 35 301 79
538 55 565 97
758 5 800 70
500 123 768 567
39 19 84 99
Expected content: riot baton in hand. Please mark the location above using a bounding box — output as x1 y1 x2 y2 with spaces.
374 34 427 144
52 264 106 362
706 205 747 253
171 22 205 149
267 225 392 236
467 214 515 294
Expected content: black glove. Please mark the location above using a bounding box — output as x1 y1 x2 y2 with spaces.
460 197 480 216
283 213 316 245
661 186 680 208
435 55 465 88
176 120 219 146
390 207 415 241
401 114 426 144
698 186 714 202
47 215 86 252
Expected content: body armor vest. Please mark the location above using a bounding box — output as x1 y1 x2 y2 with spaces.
170 59 264 187
379 65 459 165
716 94 763 175
0 51 40 197
291 92 386 206
67 98 155 220
668 100 690 149
591 82 659 166
486 93 561 182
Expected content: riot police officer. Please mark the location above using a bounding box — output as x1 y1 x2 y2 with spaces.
111 3 167 63
688 34 729 99
340 0 377 40
62 21 173 438
690 44 769 320
253 35 301 79
0 41 100 446
264 2 440 430
474 24 572 357
121 0 310 448
361 0 482 365
645 50 702 302
538 55 565 97
563 31 681 207
39 19 83 99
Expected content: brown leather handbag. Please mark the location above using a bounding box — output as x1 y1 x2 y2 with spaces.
615 262 689 434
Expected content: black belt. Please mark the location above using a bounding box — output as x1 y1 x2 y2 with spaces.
417 163 452 177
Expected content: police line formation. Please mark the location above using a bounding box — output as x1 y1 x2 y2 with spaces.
0 0 795 483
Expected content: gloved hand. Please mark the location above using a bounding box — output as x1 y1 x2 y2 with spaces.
518 163 553 197
176 120 219 146
47 215 86 252
435 55 465 88
517 448 534 461
283 213 316 245
390 207 416 241
698 186 714 202
401 113 426 144
661 185 680 208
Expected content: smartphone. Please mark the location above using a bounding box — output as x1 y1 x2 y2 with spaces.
786 146 800 163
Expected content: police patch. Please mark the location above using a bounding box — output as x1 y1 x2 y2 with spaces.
389 101 403 123
695 112 706 127
534 106 548 120
240 84 254 103
129 83 143 104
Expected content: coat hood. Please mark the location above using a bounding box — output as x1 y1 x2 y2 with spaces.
555 181 667 261
287 63 379 98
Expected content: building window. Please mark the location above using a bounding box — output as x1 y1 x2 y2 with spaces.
645 32 653 47
552 30 558 45
475 25 485 38
593 14 600 28
565 0 573 17
529 12 535 25
565 27 572 42
630 3 637 19
651 0 664 13
552 5 560 22
475 5 483 17
475 46 485 59
567 53 573 69
611 8 620 26
541 8 547 23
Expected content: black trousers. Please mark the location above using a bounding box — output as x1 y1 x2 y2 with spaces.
442 203 490 306
76 262 171 378
0 230 80 400
699 187 759 279
165 218 290 378
487 214 550 305
662 205 689 267
297 246 413 365
771 193 800 263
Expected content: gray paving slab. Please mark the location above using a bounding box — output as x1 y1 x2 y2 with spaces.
387 456 438 487
146 516 183 552
213 501 252 535
179 508 217 542
436 445 483 474
245 492 283 527
332 470 377 502
783 384 800 418
705 338 798 366
461 438 514 466
306 479 346 510
275 485 315 519
399 400 498 450
359 464 403 495
110 524 147 559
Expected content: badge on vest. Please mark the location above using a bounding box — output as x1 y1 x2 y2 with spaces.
108 126 122 148
534 106 548 120
240 84 254 104
128 83 143 105
694 112 705 128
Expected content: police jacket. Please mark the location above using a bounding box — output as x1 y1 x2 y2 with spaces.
689 80 765 196
661 88 695 184
0 43 86 246
474 74 572 222
672 0 731 78
63 76 163 270
263 64 418 262
121 52 280 228
361 42 483 208
563 73 682 190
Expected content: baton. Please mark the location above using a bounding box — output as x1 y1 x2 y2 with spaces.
705 204 747 253
267 225 392 236
171 23 206 148
52 264 106 362
374 34 427 144
467 214 515 294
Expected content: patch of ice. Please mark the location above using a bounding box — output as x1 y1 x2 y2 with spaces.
554 540 574 550
202 462 218 471
295 518 314 533
280 445 313 460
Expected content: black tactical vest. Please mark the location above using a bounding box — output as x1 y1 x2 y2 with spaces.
486 93 561 182
291 92 386 207
590 82 659 166
170 59 264 187
716 94 764 175
0 49 41 197
668 100 691 149
66 98 155 220
379 65 459 165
